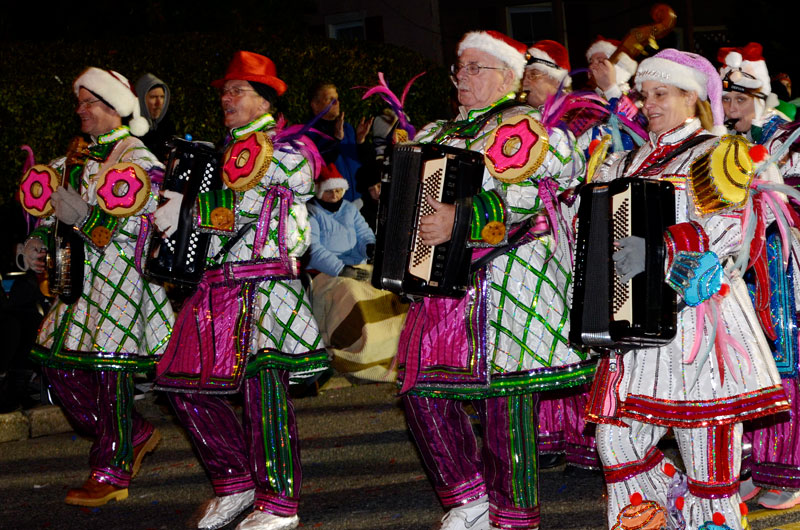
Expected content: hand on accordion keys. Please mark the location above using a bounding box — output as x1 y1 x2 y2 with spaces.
613 236 646 284
418 195 456 246
153 191 184 238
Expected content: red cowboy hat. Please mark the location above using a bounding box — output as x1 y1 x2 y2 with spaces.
211 50 287 96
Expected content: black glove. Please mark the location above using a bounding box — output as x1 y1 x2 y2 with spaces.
340 265 371 282
613 236 646 284
365 243 376 262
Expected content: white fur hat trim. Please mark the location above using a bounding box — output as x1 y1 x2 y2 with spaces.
526 48 572 88
635 57 707 99
458 31 526 80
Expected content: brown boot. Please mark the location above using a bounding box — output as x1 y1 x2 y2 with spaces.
65 477 128 507
131 428 161 478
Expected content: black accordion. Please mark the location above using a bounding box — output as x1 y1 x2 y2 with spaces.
570 178 677 350
146 138 222 286
372 143 484 298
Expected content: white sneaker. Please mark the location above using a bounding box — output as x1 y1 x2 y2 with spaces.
758 488 800 510
235 511 299 530
198 489 256 530
739 477 761 502
439 501 490 530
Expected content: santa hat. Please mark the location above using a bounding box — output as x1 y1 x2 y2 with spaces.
458 30 528 80
73 67 149 137
527 40 572 88
315 163 349 198
718 42 777 119
586 36 637 84
636 49 727 135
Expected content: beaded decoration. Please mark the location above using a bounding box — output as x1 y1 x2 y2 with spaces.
19 164 60 217
222 131 273 192
484 114 549 183
95 162 151 217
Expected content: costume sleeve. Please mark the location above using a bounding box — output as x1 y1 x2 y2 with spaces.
307 214 345 277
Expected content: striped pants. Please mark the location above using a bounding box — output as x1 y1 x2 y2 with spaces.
403 393 541 529
44 367 154 488
167 369 301 517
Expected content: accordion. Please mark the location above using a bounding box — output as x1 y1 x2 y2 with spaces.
570 178 677 350
372 143 484 298
146 138 222 286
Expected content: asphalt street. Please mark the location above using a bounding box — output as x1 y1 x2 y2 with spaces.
1 381 799 529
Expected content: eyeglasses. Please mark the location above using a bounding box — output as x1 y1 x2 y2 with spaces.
523 69 548 80
450 63 507 78
219 86 257 98
76 98 101 110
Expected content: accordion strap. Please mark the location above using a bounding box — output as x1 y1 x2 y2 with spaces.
623 133 714 177
469 220 533 272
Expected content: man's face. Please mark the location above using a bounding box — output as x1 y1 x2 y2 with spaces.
220 80 269 129
523 68 559 107
453 48 511 111
76 87 122 137
310 86 340 120
146 86 166 119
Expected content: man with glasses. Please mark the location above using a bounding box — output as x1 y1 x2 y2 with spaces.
396 31 590 530
153 51 326 530
522 40 572 108
18 67 173 506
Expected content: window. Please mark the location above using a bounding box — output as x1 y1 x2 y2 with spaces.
326 12 366 41
507 4 556 45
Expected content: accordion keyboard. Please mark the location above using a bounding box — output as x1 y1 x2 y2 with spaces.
409 157 447 284
612 189 633 323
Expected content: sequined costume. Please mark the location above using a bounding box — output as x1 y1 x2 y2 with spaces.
28 126 174 488
396 93 592 529
155 113 326 518
740 112 800 493
587 118 790 529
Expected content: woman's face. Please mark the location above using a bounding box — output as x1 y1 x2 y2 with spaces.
321 188 345 203
721 92 755 132
640 81 696 136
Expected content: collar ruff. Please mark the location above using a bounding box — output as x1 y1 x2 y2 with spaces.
232 113 276 139
97 126 131 145
649 118 702 147
459 93 516 121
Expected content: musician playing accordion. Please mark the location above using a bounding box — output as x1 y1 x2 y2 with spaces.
586 50 790 530
17 68 173 506
152 51 326 530
395 31 592 530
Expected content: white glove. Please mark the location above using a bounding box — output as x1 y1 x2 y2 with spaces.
52 185 89 225
153 190 184 238
19 238 47 273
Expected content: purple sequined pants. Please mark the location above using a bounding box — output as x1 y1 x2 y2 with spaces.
742 378 800 489
43 367 154 488
537 384 599 468
167 369 302 517
404 393 541 529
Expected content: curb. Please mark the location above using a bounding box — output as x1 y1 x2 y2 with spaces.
0 405 73 443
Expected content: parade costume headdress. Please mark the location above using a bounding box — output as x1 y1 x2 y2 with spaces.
74 67 150 137
718 42 778 120
527 40 572 88
636 48 727 135
458 30 528 80
212 50 287 96
586 36 637 84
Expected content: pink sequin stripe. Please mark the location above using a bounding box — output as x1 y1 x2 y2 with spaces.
204 259 300 285
91 466 131 488
135 213 152 274
489 504 541 529
211 474 255 496
131 422 154 447
604 446 664 484
254 491 298 517
436 474 487 508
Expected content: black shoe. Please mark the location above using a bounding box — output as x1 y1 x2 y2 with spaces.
539 453 565 469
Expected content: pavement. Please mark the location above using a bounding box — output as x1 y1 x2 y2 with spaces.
1 377 799 530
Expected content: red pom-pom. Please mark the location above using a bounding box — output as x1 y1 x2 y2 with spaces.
718 284 730 297
749 144 768 163
629 492 643 506
589 139 601 156
663 463 676 477
675 496 684 510
712 512 726 525
739 502 748 516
